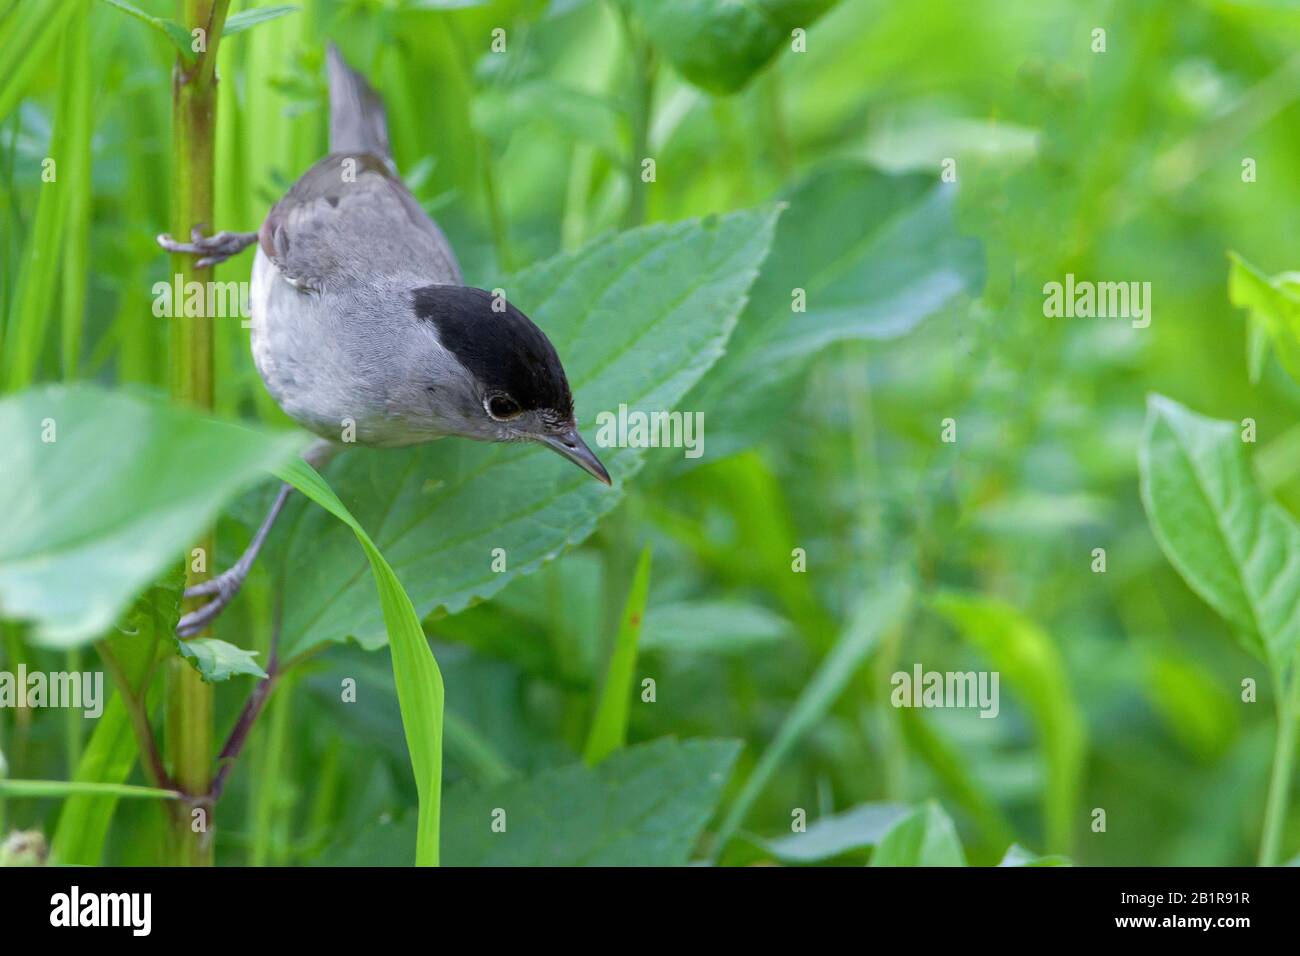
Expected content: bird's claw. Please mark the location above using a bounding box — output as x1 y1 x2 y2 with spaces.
156 227 257 268
176 567 246 637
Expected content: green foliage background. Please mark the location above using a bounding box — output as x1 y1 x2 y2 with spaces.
2 0 1300 866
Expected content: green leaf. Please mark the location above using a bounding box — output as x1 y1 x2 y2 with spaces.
221 4 299 36
746 802 910 864
1228 252 1300 385
616 0 839 94
1140 394 1300 671
931 592 1086 857
473 80 626 163
687 165 983 458
96 0 197 65
870 802 967 867
641 600 790 655
273 208 779 658
0 779 178 800
0 385 307 647
176 637 268 682
584 545 652 764
442 738 740 865
0 0 80 123
276 457 445 867
711 575 913 855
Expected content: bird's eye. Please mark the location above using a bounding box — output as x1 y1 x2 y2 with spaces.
485 393 522 421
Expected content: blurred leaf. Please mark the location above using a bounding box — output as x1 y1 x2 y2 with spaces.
52 568 183 865
584 545 651 764
276 457 445 867
746 802 909 864
712 575 913 855
222 4 299 37
442 738 740 865
274 208 779 657
688 165 983 457
642 599 790 654
616 0 838 94
0 385 306 647
1228 252 1300 386
0 0 79 122
96 0 197 65
998 843 1071 867
1140 394 1300 671
473 80 626 162
870 802 967 867
1144 647 1238 759
176 637 268 682
931 592 1086 856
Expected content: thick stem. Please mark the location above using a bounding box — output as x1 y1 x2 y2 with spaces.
1259 657 1300 866
166 0 230 867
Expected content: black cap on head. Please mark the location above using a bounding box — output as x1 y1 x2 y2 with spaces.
412 285 574 419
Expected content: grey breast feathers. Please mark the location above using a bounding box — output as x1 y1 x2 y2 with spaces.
258 153 463 293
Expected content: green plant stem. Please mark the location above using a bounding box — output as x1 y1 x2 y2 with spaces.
166 0 231 867
1259 655 1300 866
618 5 655 228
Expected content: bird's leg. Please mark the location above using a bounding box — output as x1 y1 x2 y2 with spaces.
157 226 259 268
176 440 339 637
176 482 292 637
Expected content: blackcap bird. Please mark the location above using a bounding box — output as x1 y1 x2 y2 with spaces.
159 45 609 635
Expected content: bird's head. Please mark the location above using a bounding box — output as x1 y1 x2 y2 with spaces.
409 284 610 484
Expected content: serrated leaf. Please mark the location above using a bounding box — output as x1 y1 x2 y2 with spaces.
687 164 983 458
1140 394 1300 672
273 208 779 658
617 0 839 94
442 738 740 865
176 637 268 682
870 802 966 867
0 385 308 647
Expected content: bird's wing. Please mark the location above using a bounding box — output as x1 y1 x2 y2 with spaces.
258 152 463 292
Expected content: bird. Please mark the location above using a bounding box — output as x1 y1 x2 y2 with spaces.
158 45 610 636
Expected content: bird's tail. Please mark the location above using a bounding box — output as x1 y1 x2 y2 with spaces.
327 43 391 159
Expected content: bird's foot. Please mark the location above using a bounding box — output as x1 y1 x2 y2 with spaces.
176 566 250 637
157 226 258 268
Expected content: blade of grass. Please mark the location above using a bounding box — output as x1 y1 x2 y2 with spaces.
58 11 92 379
51 693 140 864
584 545 652 765
0 0 80 123
931 592 1087 857
0 779 178 799
276 456 445 866
711 575 914 858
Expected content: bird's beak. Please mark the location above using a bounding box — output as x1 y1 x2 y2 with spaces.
540 427 611 485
